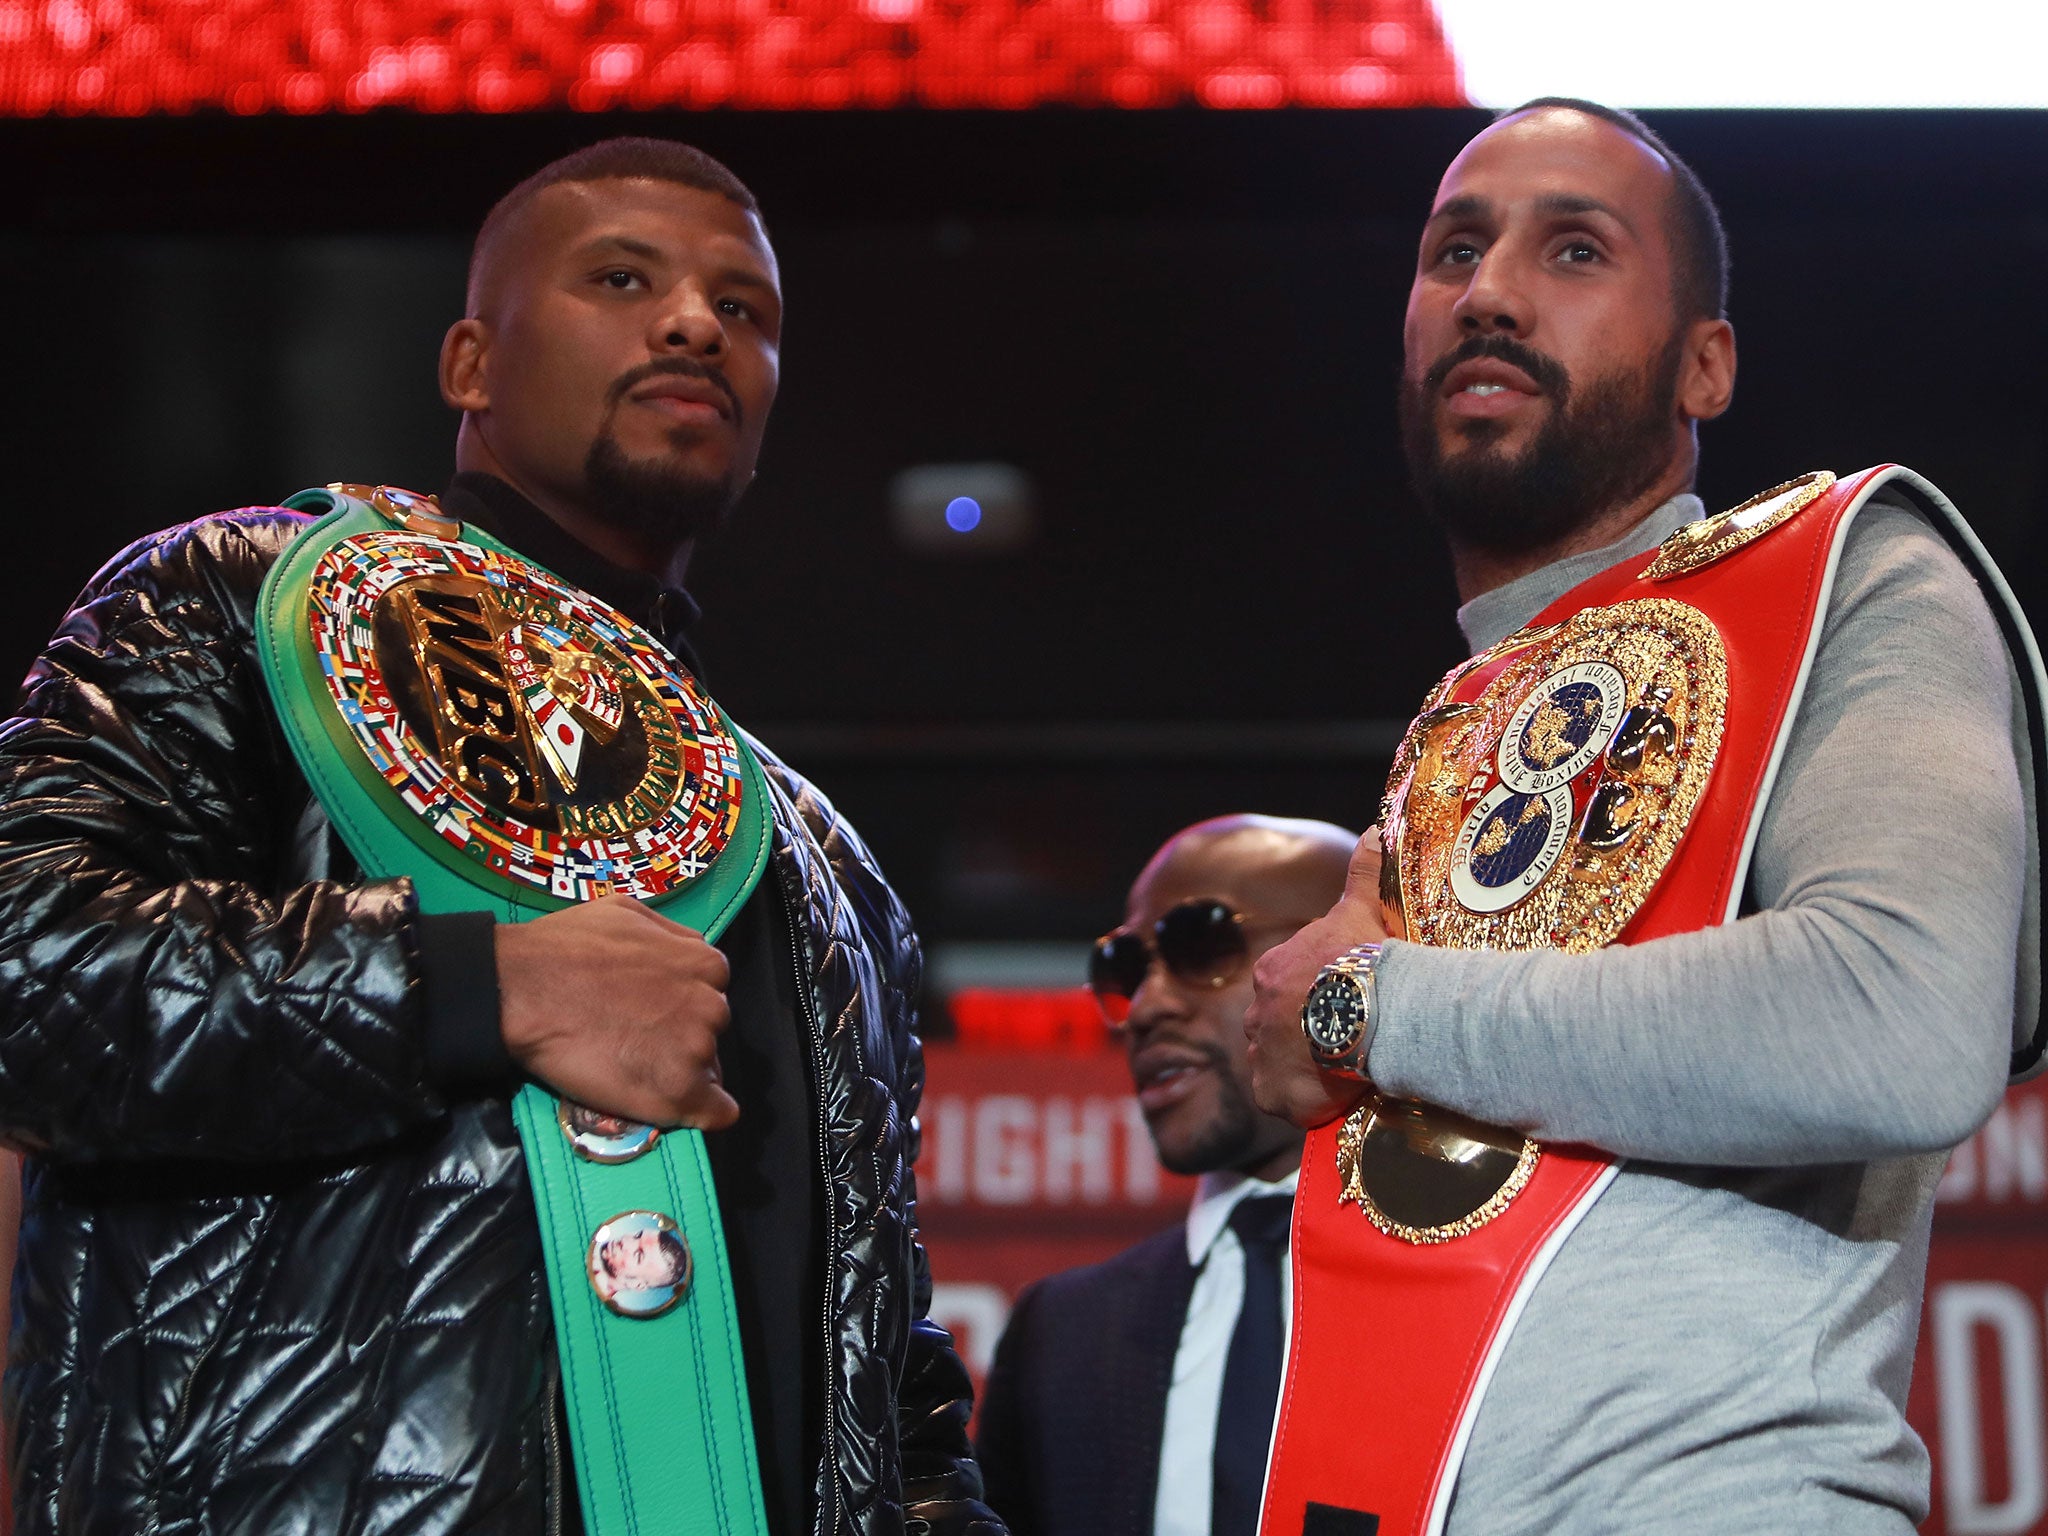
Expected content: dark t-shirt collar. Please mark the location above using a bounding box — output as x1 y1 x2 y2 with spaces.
439 471 704 671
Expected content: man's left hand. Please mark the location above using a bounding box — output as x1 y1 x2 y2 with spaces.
1246 829 1389 1128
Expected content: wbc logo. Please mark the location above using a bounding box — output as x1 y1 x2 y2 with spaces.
305 529 748 903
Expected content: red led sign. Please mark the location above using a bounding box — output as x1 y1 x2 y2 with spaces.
947 986 1113 1052
0 0 1462 115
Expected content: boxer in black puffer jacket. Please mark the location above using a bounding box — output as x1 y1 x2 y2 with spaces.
0 136 1001 1536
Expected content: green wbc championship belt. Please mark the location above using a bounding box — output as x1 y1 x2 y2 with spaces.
255 482 773 1536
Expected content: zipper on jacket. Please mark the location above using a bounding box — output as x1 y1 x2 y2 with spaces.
775 864 843 1536
544 1351 566 1536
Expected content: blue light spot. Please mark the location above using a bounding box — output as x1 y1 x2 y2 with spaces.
944 496 982 532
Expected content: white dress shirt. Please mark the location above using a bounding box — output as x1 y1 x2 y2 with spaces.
1151 1167 1299 1536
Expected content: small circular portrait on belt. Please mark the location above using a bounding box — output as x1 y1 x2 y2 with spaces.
557 1100 661 1164
588 1210 692 1318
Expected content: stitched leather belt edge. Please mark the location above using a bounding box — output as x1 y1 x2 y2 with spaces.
255 484 772 1536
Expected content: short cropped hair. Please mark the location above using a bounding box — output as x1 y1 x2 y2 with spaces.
653 1229 689 1288
468 137 761 311
1497 97 1729 323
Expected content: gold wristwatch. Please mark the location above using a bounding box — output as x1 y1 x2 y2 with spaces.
1301 942 1380 1081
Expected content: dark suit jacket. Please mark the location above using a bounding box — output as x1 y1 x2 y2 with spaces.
974 1225 1198 1536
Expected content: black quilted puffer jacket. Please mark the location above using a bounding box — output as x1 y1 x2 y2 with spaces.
0 509 1001 1536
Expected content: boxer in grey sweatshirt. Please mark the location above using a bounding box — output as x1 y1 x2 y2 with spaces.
1246 99 2038 1533
1396 490 2025 1534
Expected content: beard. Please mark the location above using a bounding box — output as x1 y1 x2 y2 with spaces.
582 432 741 549
1398 332 1685 555
581 357 748 548
1146 1042 1295 1177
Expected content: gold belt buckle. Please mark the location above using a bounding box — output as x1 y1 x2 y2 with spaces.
1337 1097 1539 1245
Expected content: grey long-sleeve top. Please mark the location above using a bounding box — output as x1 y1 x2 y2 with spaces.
1369 488 2029 1534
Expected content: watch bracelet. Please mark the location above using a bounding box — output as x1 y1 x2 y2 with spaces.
1304 942 1381 1079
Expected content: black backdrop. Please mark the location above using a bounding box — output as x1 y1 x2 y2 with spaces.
5 108 2043 949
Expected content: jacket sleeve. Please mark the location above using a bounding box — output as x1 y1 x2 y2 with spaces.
0 513 452 1165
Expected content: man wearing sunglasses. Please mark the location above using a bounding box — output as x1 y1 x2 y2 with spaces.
1243 101 2046 1536
975 814 1355 1536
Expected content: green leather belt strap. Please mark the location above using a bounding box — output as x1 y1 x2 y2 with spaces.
512 1089 767 1536
255 484 772 1536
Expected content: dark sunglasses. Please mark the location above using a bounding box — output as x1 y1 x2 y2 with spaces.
1089 898 1254 1025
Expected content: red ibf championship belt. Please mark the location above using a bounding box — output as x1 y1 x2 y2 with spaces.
1259 464 2044 1536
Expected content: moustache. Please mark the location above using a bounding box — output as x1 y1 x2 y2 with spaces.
609 357 743 428
1420 335 1571 401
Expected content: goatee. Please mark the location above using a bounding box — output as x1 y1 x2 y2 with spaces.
582 434 740 549
1145 1040 1296 1179
582 356 748 548
1399 332 1684 555
1153 1075 1267 1177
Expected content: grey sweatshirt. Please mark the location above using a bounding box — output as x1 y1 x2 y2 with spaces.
1369 489 2028 1533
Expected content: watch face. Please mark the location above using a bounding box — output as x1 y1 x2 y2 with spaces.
1305 971 1368 1055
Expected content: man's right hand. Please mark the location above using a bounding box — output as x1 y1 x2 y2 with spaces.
496 895 740 1130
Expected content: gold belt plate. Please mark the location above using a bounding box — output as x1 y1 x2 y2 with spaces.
1336 1098 1539 1244
305 528 747 903
1639 470 1834 581
1384 597 1727 955
1337 598 1726 1243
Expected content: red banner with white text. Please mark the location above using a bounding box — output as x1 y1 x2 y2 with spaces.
918 1041 1193 1384
1914 1074 2048 1536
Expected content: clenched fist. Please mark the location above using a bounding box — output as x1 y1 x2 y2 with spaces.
1245 828 1388 1128
496 895 739 1130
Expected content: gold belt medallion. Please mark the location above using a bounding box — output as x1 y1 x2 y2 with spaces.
1339 597 1727 1242
1336 1099 1540 1244
1384 596 1727 953
305 526 747 903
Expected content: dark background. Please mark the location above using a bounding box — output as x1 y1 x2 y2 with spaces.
5 108 2043 951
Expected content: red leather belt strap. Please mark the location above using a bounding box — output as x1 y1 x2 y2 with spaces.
1259 468 1884 1536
